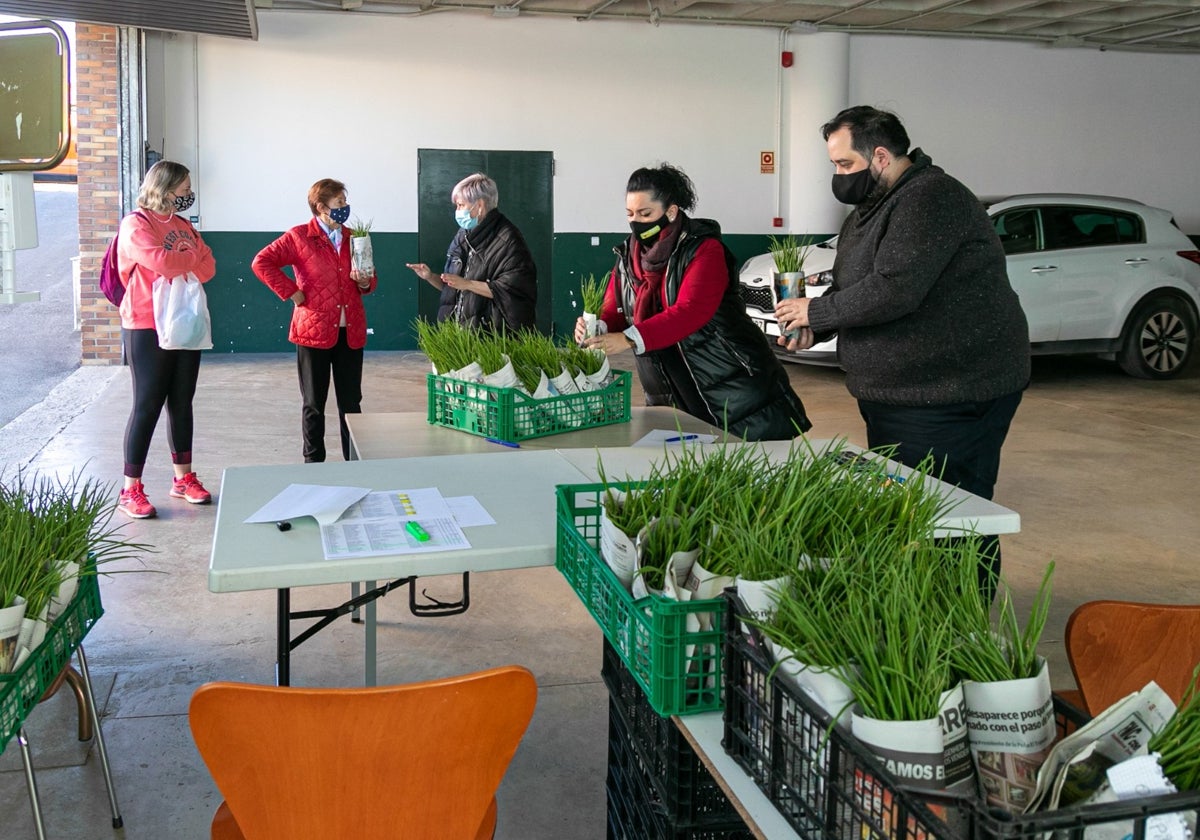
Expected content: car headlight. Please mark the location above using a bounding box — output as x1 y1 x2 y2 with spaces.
805 270 833 286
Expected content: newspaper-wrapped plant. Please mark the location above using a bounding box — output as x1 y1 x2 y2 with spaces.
1149 664 1200 791
348 217 374 275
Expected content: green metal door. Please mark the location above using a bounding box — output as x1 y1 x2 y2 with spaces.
417 149 553 333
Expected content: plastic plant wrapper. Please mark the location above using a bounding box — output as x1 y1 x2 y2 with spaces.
774 271 805 341
962 656 1056 811
1029 681 1175 813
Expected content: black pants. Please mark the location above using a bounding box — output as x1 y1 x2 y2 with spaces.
296 329 363 462
857 389 1024 597
123 328 202 477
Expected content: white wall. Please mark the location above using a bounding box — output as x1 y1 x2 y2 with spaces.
160 11 1200 236
177 11 787 234
847 35 1200 231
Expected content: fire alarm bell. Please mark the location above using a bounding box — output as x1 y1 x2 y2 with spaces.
781 51 794 68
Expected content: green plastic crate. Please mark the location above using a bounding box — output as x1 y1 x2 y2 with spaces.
426 369 632 444
556 482 725 717
0 572 104 754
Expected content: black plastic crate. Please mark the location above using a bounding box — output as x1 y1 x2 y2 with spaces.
602 639 744 828
721 589 1200 840
607 704 753 840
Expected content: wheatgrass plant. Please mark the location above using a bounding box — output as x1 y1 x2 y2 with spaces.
1148 664 1200 791
947 554 1055 683
595 459 659 538
518 332 566 379
475 339 507 376
562 345 607 377
836 537 959 721
579 273 609 314
768 234 814 275
348 218 373 237
0 469 152 615
753 556 855 671
414 318 480 373
503 331 549 393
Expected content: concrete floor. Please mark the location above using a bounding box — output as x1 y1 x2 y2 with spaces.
1 350 1198 839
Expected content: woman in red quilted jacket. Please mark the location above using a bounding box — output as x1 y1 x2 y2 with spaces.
252 179 378 462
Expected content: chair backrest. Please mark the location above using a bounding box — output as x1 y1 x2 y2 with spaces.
189 665 538 839
1065 600 1200 714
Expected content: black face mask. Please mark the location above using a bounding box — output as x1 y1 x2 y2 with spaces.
630 214 670 244
831 166 878 205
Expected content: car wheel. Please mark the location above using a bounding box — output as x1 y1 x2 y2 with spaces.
1117 295 1196 379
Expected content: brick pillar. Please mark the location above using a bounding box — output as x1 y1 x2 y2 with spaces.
76 24 123 365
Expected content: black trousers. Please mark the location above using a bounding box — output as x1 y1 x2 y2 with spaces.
857 389 1024 597
296 329 363 463
123 328 203 477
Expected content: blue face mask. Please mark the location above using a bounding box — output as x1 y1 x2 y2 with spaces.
329 205 351 225
455 207 479 230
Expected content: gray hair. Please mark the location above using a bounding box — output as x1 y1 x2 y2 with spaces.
451 173 499 211
137 160 191 214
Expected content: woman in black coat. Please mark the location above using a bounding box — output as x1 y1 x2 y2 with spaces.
407 173 538 332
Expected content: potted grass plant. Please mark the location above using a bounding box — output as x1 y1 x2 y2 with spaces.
578 273 609 340
349 217 374 276
950 555 1057 808
0 469 150 671
1148 664 1200 791
768 234 814 342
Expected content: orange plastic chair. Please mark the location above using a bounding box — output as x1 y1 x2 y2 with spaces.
1065 600 1200 715
189 665 538 840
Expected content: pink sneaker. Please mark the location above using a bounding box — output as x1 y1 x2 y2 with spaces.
169 472 212 505
118 482 157 519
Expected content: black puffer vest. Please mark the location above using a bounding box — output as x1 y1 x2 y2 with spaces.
614 217 811 441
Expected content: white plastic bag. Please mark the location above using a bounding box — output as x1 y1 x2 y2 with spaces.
153 271 213 350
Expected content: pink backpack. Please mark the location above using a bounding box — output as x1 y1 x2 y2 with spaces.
99 211 146 306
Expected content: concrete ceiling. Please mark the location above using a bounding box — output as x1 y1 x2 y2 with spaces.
260 0 1200 53
3 0 1197 52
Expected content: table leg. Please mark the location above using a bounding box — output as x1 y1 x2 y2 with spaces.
277 588 290 686
18 727 47 840
365 580 377 686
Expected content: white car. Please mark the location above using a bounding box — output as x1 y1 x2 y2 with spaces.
739 195 1200 379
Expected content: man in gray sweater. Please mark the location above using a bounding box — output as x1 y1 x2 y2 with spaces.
776 105 1030 591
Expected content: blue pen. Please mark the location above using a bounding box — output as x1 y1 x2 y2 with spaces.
664 434 699 443
485 437 521 449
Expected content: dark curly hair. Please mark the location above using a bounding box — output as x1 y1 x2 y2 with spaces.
625 163 697 212
820 106 910 161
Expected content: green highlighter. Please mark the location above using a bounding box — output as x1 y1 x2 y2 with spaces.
405 521 431 542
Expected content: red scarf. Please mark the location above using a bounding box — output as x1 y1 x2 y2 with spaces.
631 217 683 324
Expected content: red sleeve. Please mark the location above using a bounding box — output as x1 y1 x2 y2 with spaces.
252 230 301 301
599 267 628 333
635 239 727 352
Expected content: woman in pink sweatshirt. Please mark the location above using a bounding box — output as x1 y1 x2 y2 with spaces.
115 160 216 519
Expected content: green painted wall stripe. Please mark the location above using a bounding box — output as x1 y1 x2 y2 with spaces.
201 230 830 352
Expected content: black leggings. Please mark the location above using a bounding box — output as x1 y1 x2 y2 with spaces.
123 328 202 477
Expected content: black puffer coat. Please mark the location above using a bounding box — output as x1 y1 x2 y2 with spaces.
437 210 538 331
615 217 811 441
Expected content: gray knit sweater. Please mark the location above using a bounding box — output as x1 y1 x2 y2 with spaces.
806 150 1030 406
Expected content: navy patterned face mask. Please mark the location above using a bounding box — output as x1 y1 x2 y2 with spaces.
329 205 351 225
